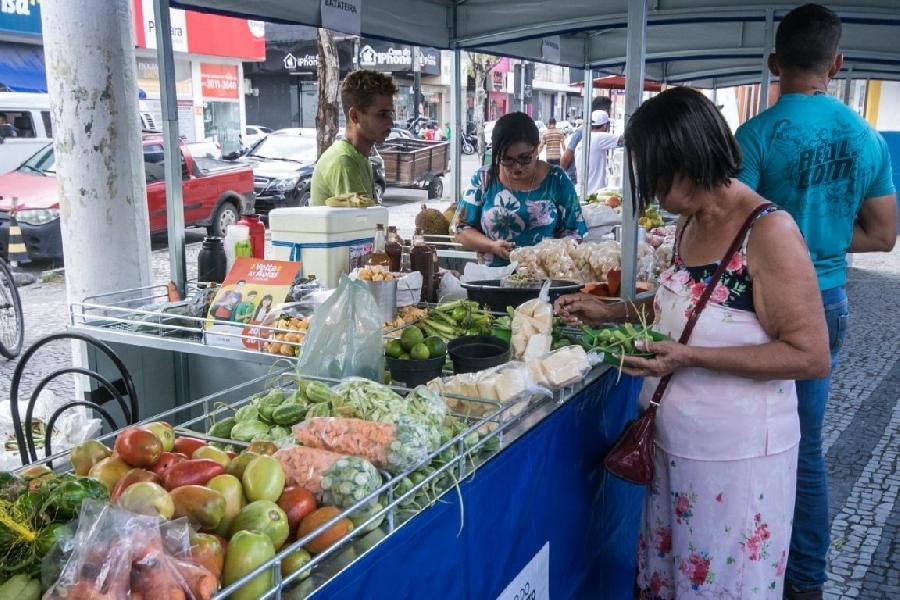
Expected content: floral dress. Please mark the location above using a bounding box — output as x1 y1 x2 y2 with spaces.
455 165 587 266
637 206 800 599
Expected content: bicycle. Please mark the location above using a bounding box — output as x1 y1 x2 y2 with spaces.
0 256 24 359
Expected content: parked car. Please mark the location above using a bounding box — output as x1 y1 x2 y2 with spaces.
242 129 386 218
0 133 254 261
186 139 223 160
243 125 272 151
387 128 416 141
0 92 53 176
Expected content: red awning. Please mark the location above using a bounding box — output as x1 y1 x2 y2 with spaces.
573 75 663 91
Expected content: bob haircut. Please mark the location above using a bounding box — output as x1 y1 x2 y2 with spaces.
624 87 740 210
490 112 540 178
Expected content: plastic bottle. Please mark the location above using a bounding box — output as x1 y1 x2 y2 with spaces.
385 225 403 272
197 236 227 283
409 228 436 302
224 224 250 272
238 213 266 259
367 224 391 268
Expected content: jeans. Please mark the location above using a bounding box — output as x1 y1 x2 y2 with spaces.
786 286 849 590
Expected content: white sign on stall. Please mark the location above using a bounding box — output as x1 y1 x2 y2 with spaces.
541 36 561 64
497 542 550 600
321 0 362 35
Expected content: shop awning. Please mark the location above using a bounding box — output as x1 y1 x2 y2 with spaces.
0 44 47 93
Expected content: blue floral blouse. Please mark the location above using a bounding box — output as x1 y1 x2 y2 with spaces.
455 165 587 266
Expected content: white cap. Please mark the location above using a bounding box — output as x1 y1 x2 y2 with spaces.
591 109 610 127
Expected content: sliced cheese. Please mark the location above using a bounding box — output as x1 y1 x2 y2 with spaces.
526 358 550 387
496 367 528 402
476 373 501 402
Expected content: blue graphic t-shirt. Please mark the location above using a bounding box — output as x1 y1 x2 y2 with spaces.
736 93 895 290
456 165 587 266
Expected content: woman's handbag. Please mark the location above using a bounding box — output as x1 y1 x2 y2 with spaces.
603 203 774 485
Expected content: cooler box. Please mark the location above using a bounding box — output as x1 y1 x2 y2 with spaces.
269 206 389 288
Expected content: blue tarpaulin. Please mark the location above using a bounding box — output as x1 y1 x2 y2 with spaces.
0 43 47 93
311 370 646 599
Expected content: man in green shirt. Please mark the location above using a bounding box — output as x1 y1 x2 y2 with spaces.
232 290 258 323
311 70 398 205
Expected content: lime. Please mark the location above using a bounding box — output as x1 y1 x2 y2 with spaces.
424 336 446 358
409 343 430 361
385 339 404 358
400 326 425 351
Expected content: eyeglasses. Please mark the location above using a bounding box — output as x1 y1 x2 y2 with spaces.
499 150 535 167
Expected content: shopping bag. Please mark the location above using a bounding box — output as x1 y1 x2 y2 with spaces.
297 274 384 381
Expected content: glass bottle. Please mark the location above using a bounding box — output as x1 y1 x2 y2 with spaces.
385 225 403 272
399 246 411 273
409 228 436 302
367 224 391 268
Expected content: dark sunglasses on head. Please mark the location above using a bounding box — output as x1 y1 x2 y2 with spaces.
499 150 535 167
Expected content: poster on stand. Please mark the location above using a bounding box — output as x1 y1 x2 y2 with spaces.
204 258 301 350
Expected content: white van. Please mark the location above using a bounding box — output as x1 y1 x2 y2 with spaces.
0 92 53 175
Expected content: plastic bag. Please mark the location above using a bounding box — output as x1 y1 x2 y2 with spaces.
461 261 517 283
44 500 218 600
396 271 424 306
292 415 430 474
296 274 384 381
437 271 466 302
272 445 381 508
525 344 593 389
510 286 553 360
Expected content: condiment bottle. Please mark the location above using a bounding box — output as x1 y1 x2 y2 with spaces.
409 228 436 302
237 213 266 259
367 224 391 268
385 225 403 272
197 236 227 283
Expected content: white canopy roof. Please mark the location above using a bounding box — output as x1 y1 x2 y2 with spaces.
173 0 900 85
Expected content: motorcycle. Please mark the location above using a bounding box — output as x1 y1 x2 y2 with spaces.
460 129 477 155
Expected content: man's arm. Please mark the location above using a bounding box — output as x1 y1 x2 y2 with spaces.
560 129 582 170
734 125 762 190
538 133 546 154
848 195 897 252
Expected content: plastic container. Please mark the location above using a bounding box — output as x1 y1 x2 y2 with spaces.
447 335 511 374
238 213 266 258
197 236 226 283
269 206 388 287
223 223 250 273
385 355 445 387
362 279 397 325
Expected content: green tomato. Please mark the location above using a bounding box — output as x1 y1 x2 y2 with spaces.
409 343 430 361
230 500 290 550
241 455 285 502
223 530 276 600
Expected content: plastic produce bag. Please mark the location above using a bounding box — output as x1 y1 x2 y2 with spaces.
437 271 466 302
396 271 424 306
292 415 430 474
510 283 553 360
44 500 218 600
460 261 517 283
273 445 381 508
525 345 593 389
297 274 384 381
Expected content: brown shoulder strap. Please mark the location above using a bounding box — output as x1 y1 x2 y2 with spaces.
648 202 775 406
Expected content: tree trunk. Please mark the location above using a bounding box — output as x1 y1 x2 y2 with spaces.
468 53 500 162
316 28 340 158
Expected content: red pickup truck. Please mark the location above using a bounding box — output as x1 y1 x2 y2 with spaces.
0 132 254 261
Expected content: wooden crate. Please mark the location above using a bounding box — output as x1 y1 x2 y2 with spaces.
378 139 449 186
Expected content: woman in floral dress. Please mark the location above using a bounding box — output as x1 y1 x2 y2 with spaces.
454 112 586 266
555 88 830 598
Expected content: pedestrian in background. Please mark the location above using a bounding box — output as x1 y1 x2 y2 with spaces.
735 5 896 598
538 118 566 165
561 95 612 182
574 110 623 196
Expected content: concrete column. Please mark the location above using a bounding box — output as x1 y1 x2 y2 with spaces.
42 0 152 305
758 9 775 113
450 47 462 203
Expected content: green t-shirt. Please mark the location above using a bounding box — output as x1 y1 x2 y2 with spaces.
310 139 374 206
232 300 256 323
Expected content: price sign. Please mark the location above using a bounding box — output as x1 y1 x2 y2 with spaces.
541 36 561 64
321 0 362 35
497 542 550 600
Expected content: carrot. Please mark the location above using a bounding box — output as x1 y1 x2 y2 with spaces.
273 445 345 494
131 555 186 600
171 558 219 600
292 417 396 467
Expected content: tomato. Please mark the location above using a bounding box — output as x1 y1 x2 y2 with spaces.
278 486 317 531
241 455 285 503
109 468 161 502
162 459 225 491
150 451 188 477
173 436 207 457
117 481 174 519
114 428 163 468
297 506 353 554
169 485 227 531
225 451 259 480
246 440 277 456
188 532 225 579
281 547 312 580
226 450 238 460
230 500 290 549
223 531 276 600
70 440 111 476
144 422 176 452
192 446 231 468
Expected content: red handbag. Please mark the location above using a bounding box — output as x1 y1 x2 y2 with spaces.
603 203 774 485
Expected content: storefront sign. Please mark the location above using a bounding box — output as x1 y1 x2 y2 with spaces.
200 64 239 100
496 542 550 600
0 0 41 37
358 40 440 76
140 0 189 53
321 0 361 35
283 52 318 71
136 57 193 98
541 36 561 64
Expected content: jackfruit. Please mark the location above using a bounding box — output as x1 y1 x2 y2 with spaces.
415 203 451 235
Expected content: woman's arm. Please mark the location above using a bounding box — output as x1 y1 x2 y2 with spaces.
623 211 830 380
455 227 515 260
554 293 655 326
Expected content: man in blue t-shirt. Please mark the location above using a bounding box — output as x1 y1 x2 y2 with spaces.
561 95 612 182
735 5 896 598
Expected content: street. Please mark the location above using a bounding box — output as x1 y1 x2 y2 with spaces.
0 163 897 596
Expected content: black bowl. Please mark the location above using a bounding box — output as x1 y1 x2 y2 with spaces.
460 279 583 312
385 354 445 387
447 335 511 374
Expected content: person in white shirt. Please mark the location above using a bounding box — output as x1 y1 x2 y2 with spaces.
575 110 623 195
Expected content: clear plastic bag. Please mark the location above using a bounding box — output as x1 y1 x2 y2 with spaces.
272 445 382 508
43 500 218 600
296 275 384 381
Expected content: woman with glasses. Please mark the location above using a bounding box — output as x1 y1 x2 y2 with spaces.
454 112 586 266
